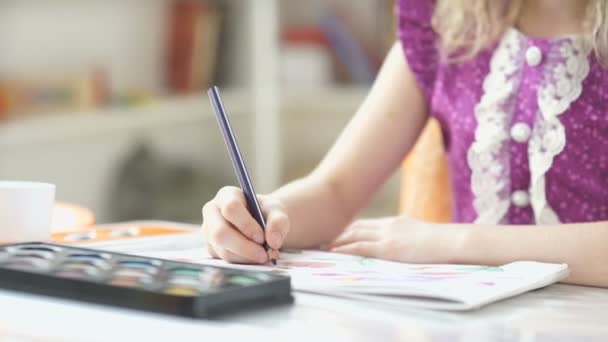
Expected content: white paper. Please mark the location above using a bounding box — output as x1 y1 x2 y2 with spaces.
133 248 569 311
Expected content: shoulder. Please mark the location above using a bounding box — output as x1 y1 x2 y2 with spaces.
395 0 439 102
396 0 435 22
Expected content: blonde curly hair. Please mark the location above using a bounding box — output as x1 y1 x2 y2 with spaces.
432 0 608 62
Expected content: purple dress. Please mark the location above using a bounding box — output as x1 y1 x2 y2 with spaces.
397 0 608 224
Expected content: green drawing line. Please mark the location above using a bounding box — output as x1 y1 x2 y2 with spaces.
455 266 504 273
358 258 376 267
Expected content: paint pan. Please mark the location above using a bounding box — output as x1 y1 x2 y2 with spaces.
64 231 97 242
167 276 201 287
227 275 260 286
170 267 203 278
59 262 101 277
63 258 110 270
113 268 155 281
16 245 62 253
3 257 51 271
67 253 112 262
12 251 55 260
110 276 142 288
109 227 140 238
55 268 99 279
118 261 161 274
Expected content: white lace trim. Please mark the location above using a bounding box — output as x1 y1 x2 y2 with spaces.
468 29 591 224
529 39 591 224
468 29 522 224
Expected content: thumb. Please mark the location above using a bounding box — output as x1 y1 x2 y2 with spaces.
264 206 290 250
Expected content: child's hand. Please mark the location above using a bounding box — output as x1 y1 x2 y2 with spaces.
326 216 464 264
202 186 290 264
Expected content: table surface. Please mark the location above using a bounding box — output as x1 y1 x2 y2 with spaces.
1 240 607 341
1 279 606 341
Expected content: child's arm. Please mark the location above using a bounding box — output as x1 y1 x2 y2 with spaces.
202 42 429 262
328 216 608 287
275 41 429 248
457 221 608 287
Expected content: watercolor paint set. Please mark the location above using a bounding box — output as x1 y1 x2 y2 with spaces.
0 242 292 318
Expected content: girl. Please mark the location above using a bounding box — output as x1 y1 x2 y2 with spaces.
202 0 608 287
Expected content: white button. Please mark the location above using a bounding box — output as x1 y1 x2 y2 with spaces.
511 190 530 207
525 46 542 66
510 122 532 143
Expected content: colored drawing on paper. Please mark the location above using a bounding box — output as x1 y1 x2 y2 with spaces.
274 252 376 270
277 260 336 269
277 251 517 286
454 265 504 272
147 249 524 291
310 267 488 284
311 272 453 283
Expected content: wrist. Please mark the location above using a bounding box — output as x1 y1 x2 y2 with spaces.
440 223 471 264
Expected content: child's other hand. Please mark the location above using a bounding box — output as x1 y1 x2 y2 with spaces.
326 216 463 264
202 186 290 264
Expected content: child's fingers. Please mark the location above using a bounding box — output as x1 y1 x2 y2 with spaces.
330 241 379 257
215 187 265 244
210 225 268 264
259 197 290 249
344 219 380 231
263 205 290 250
207 242 219 258
267 248 280 261
203 202 268 264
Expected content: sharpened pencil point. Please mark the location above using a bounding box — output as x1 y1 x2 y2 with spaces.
272 259 277 265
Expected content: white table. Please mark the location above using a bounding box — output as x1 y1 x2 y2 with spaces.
0 282 606 341
229 284 608 341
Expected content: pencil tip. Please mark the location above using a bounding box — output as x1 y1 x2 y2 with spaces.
272 259 277 265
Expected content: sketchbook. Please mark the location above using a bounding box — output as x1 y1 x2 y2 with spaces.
132 248 568 311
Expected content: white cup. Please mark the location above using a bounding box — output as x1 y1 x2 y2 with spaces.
0 181 56 243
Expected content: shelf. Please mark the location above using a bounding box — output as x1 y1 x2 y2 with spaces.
0 90 250 148
0 86 368 148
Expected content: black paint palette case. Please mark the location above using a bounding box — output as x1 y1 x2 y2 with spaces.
0 243 293 318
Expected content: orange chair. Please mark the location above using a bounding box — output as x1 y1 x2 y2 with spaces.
399 118 452 222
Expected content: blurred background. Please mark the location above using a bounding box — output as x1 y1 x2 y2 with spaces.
0 0 398 224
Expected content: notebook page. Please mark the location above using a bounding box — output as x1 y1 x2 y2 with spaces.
128 248 567 310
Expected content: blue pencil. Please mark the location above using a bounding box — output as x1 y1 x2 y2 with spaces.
208 86 276 265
